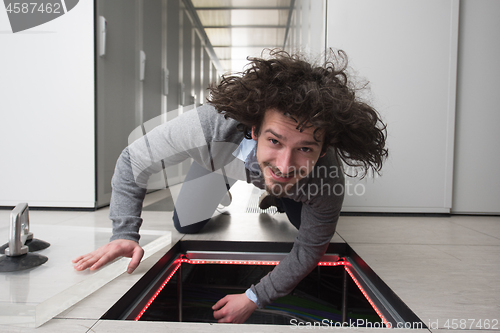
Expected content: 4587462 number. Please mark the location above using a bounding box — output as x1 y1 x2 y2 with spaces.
6 2 62 14
444 319 498 330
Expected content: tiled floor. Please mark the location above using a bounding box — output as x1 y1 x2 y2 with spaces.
336 215 500 326
1 182 499 332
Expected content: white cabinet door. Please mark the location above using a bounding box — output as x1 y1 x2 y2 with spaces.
452 0 500 214
327 0 459 213
0 1 95 208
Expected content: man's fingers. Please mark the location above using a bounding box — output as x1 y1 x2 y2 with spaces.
73 240 143 272
73 251 96 265
127 247 145 273
90 246 126 270
212 296 228 311
72 255 86 263
89 252 114 271
73 253 99 270
74 262 90 271
213 309 227 321
72 248 103 267
212 293 257 324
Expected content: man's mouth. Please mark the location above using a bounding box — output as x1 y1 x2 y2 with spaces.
269 168 294 182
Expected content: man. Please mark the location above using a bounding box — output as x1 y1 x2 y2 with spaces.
73 49 388 323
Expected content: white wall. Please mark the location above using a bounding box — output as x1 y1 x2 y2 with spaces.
452 0 500 214
0 2 95 207
327 0 459 213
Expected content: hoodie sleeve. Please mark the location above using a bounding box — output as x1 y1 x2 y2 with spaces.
108 105 218 242
250 154 345 307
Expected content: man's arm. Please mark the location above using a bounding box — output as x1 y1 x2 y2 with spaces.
251 206 340 307
211 194 342 323
73 147 149 272
73 107 211 272
210 207 339 322
251 162 344 308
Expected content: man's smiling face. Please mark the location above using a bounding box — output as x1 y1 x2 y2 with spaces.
252 109 325 197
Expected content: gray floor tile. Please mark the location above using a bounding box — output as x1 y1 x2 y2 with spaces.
450 215 500 240
336 216 500 245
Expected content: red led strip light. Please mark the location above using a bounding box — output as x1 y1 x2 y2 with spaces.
134 260 182 321
344 265 390 328
134 258 387 326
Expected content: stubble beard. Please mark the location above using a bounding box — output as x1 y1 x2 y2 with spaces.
259 162 298 198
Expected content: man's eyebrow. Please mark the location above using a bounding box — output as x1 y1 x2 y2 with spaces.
297 140 320 147
264 129 320 147
264 129 283 139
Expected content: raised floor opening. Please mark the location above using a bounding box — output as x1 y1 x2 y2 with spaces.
103 241 425 329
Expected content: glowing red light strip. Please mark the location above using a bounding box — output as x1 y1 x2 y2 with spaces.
344 265 389 328
318 261 347 266
181 259 348 266
134 260 181 321
134 258 387 326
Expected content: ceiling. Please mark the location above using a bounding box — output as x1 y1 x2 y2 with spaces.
189 0 295 73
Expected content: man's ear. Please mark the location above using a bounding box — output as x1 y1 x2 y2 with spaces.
251 126 258 141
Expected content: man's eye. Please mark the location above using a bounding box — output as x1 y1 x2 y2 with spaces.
300 147 312 153
270 139 279 145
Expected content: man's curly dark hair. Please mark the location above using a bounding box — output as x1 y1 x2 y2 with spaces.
207 49 388 177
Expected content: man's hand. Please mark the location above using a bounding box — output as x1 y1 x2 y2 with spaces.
72 239 144 274
212 293 258 323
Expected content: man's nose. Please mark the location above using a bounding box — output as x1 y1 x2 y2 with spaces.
276 149 294 176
